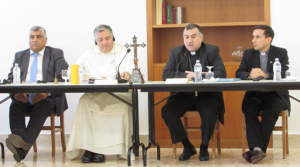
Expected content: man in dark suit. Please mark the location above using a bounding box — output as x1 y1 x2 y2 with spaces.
236 25 290 164
6 26 69 162
162 23 226 161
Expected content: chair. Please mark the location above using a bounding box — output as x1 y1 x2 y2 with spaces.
173 111 221 159
242 110 289 159
25 112 66 157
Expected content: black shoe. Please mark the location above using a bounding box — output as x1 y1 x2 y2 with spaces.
6 138 24 162
8 134 32 150
199 149 209 161
250 150 266 164
81 150 94 163
178 147 197 161
93 153 105 163
242 150 253 163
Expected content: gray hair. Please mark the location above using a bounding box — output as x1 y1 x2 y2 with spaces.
93 24 114 38
29 26 47 37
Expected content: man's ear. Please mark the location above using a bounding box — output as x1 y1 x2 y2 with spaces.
267 37 272 44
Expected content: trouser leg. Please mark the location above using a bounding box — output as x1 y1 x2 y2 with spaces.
261 94 286 153
25 98 55 144
9 100 31 140
194 93 218 145
161 93 192 144
242 93 263 149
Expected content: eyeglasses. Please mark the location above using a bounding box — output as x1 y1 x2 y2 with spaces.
36 80 47 83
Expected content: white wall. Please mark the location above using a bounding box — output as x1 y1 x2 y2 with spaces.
271 0 300 134
0 0 300 136
0 0 149 135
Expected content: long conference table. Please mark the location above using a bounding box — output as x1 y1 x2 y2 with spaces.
1 80 300 166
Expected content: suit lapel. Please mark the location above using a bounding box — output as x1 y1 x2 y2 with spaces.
200 49 207 71
267 45 275 72
42 47 51 80
21 50 30 82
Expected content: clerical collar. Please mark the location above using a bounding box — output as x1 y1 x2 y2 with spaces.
190 52 196 55
260 49 269 56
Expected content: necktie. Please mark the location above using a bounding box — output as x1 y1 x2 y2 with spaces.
28 53 39 104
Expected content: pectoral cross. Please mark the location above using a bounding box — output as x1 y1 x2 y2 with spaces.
125 35 146 83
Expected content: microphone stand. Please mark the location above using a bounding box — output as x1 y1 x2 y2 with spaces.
117 49 131 83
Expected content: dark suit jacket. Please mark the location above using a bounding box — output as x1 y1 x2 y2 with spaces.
8 46 69 116
236 45 290 113
162 43 227 124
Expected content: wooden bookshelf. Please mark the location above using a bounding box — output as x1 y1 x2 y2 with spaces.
146 0 271 148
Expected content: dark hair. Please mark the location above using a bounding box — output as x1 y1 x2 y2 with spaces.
253 25 274 42
185 23 203 35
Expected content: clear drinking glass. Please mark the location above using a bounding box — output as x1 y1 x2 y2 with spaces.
62 69 69 83
285 65 294 78
205 66 214 80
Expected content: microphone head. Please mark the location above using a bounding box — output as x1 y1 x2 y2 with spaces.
127 49 131 53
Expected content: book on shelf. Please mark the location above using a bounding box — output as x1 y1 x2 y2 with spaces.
162 2 166 24
177 6 186 24
166 4 173 24
157 0 164 25
172 7 177 24
156 0 159 24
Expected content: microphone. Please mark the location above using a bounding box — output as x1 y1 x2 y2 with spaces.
176 52 188 77
116 49 131 83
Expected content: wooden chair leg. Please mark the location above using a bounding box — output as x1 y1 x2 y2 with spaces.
217 121 221 155
282 111 287 159
285 112 289 155
211 130 216 159
173 144 177 159
242 114 246 153
33 141 37 152
60 113 66 152
50 114 55 157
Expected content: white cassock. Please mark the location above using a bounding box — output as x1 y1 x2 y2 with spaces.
66 44 134 160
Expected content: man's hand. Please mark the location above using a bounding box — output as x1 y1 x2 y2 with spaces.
31 93 48 104
185 71 195 81
250 68 267 79
14 93 28 103
120 72 130 81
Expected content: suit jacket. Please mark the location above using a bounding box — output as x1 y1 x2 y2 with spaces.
162 43 227 124
236 45 290 113
8 46 69 116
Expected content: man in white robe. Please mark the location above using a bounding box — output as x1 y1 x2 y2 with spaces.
66 24 134 163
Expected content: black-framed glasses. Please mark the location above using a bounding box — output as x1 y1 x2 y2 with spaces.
36 80 47 83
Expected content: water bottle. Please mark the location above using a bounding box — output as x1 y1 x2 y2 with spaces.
194 60 202 82
79 64 85 84
13 63 21 84
273 58 281 82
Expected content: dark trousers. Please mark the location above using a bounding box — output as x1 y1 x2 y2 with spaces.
161 92 219 145
9 98 55 145
242 91 286 153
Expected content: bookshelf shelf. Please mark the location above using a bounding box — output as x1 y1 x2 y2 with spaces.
152 21 267 28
